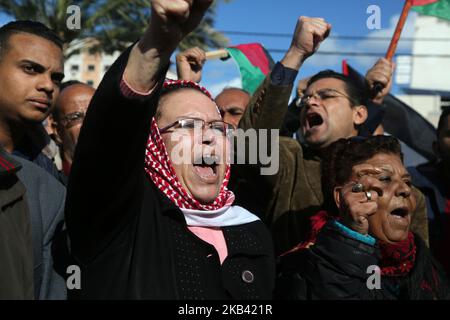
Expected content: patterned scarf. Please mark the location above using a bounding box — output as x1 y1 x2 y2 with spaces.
379 232 417 277
144 79 235 211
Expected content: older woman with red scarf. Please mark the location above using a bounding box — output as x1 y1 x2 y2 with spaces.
64 0 274 299
276 135 449 299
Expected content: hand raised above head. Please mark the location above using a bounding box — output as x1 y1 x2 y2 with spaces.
148 0 213 51
366 58 394 104
291 17 331 59
125 0 212 93
176 47 206 83
282 16 331 70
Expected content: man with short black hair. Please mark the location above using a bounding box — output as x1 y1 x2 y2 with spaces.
231 16 429 255
0 20 66 299
0 20 64 179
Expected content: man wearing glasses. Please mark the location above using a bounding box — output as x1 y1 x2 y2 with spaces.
53 82 95 176
231 16 429 255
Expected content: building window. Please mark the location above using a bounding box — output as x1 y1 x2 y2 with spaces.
86 80 94 86
88 65 95 71
71 65 79 71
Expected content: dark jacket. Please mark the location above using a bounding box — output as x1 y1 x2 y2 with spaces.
409 162 448 240
276 221 449 300
0 148 34 299
231 75 430 255
409 162 450 275
13 155 66 299
65 47 275 299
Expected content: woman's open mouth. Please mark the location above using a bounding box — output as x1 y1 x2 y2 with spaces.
193 155 219 181
389 207 410 226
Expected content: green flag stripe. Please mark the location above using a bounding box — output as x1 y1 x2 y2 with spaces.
412 0 450 21
226 47 267 95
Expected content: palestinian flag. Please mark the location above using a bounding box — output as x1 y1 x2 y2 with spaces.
412 0 450 21
225 43 274 95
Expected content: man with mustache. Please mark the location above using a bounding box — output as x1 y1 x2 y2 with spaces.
231 16 428 255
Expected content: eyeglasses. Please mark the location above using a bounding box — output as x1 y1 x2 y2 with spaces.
60 111 85 128
298 88 356 108
159 117 236 137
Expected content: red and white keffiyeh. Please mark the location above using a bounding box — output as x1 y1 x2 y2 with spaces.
144 79 235 211
144 118 235 210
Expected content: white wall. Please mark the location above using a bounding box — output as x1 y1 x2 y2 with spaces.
410 16 450 91
64 54 83 82
396 94 441 127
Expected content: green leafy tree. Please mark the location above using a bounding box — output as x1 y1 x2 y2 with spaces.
0 0 230 56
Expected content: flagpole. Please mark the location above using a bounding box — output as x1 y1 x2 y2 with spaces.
386 0 413 60
373 0 413 94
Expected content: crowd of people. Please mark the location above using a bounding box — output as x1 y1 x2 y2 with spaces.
0 0 449 300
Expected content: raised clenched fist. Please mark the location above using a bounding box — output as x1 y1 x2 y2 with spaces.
366 58 394 104
176 47 206 83
148 0 213 51
281 16 331 70
290 16 331 61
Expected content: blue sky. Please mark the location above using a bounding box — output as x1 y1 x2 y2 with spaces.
201 0 417 96
0 0 416 96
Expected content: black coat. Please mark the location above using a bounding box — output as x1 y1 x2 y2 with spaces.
65 47 275 299
276 221 449 300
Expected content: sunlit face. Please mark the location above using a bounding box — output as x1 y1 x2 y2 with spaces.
300 78 366 148
55 84 95 162
156 89 228 204
346 153 416 243
0 33 64 124
215 88 250 128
